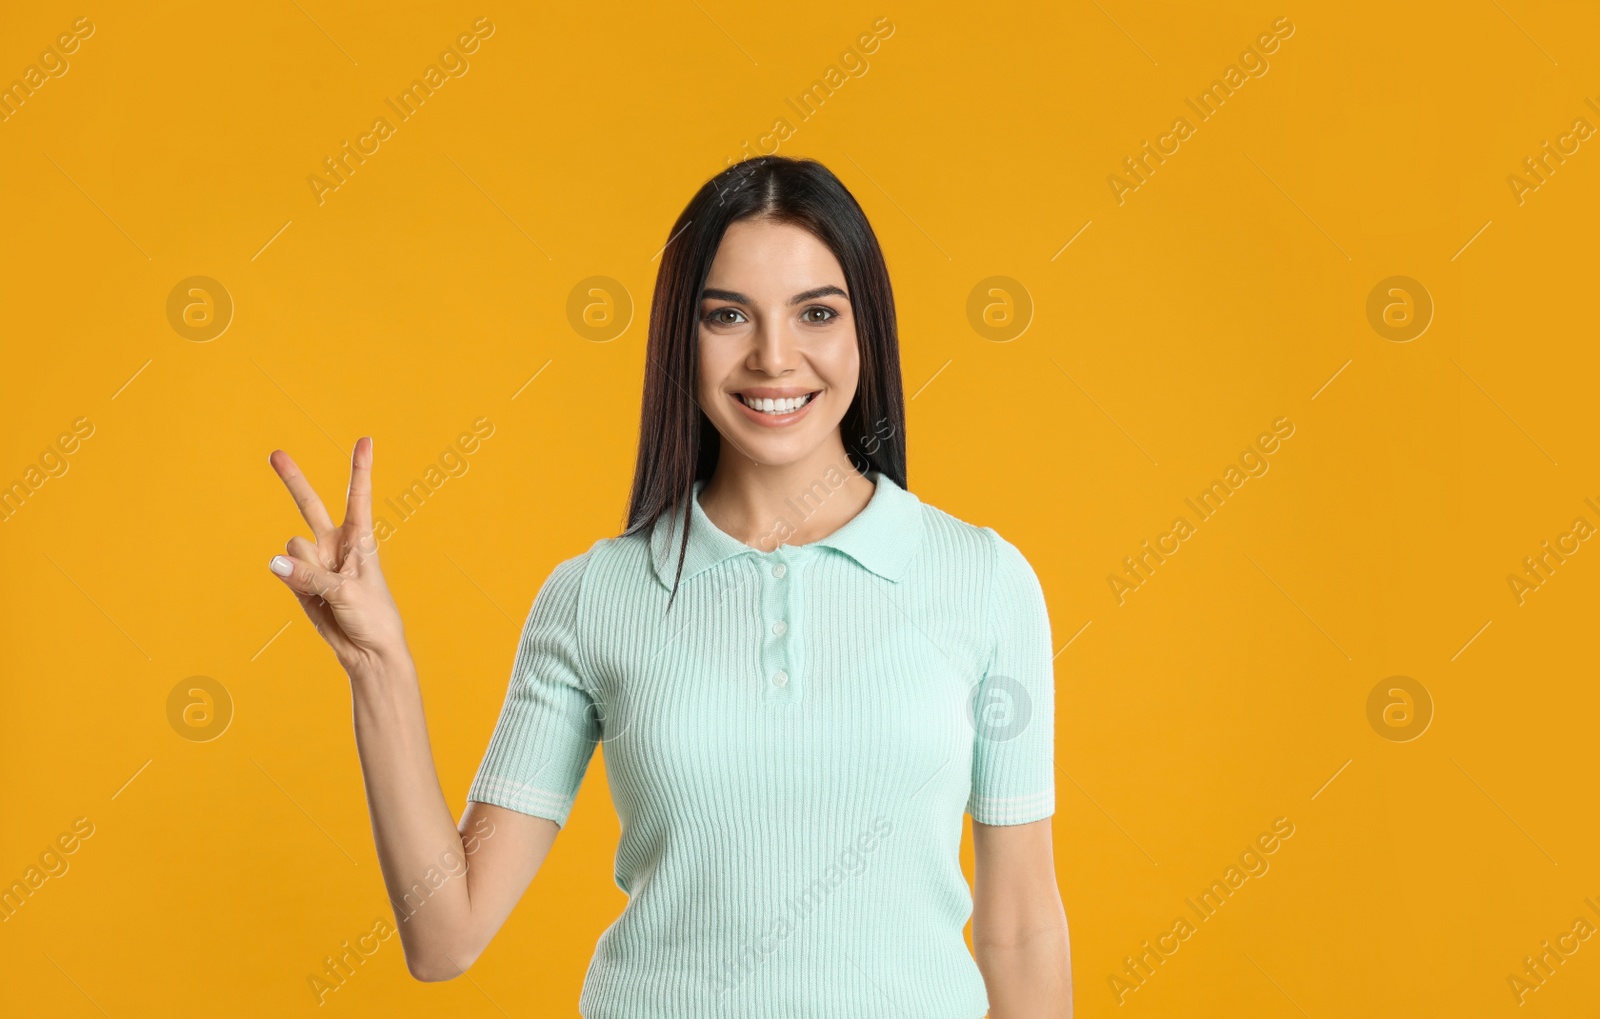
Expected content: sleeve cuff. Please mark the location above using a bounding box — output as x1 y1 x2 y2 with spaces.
468 775 577 828
967 789 1055 826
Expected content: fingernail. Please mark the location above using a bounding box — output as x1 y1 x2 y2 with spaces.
270 555 294 577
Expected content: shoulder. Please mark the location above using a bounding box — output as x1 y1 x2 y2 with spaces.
544 531 665 618
910 496 1039 589
580 529 655 585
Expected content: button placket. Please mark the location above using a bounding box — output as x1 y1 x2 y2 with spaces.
759 548 804 704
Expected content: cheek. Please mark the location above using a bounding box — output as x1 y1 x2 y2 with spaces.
819 328 861 390
696 331 725 402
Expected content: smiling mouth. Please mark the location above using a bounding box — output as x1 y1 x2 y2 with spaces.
732 391 821 416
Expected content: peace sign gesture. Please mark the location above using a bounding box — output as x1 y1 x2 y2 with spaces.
267 437 407 673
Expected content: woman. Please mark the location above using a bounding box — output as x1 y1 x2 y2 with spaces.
266 155 1071 1017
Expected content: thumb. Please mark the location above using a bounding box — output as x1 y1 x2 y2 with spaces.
269 552 352 601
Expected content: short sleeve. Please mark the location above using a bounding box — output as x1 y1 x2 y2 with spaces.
966 528 1057 826
466 550 600 828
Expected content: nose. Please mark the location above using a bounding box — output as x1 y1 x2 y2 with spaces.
745 314 802 375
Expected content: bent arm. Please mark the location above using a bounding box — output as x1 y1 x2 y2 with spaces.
972 817 1072 1018
350 646 559 981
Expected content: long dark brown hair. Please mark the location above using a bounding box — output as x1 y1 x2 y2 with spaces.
621 155 907 610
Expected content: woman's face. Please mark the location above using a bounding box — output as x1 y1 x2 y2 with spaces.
695 217 859 469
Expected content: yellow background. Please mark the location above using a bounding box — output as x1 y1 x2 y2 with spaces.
2 1 1596 1015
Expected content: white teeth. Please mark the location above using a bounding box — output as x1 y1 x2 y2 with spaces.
741 393 814 415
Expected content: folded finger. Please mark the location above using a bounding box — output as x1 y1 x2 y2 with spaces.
268 551 346 600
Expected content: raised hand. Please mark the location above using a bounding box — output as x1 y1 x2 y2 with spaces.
267 437 407 673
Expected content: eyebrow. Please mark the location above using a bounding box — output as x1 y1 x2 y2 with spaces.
700 285 849 306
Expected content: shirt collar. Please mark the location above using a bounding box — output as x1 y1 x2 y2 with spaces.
649 470 924 591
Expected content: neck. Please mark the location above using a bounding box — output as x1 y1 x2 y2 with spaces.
697 436 876 551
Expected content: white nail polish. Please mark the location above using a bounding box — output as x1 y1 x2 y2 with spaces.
270 555 293 576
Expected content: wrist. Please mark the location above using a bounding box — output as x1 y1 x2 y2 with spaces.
343 640 414 683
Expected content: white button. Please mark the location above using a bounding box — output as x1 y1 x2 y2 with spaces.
772 670 788 687
771 563 787 579
772 620 787 637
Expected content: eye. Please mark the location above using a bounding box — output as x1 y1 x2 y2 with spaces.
704 307 746 326
801 306 838 324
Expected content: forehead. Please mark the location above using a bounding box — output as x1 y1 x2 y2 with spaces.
704 219 845 293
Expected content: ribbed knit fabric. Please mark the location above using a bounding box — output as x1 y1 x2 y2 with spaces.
466 470 1056 1018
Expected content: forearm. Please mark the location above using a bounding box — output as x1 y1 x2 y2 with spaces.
347 646 475 980
974 917 1073 1019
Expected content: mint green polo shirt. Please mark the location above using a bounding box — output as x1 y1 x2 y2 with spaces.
467 470 1057 1018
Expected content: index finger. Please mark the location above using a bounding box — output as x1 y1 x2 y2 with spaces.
269 448 337 538
346 436 374 534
